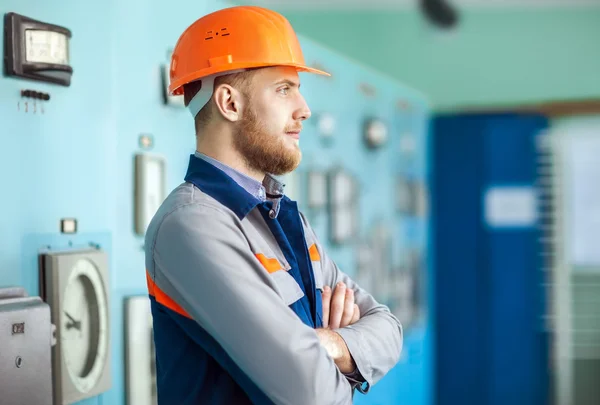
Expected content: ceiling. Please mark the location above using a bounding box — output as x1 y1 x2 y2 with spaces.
243 0 600 11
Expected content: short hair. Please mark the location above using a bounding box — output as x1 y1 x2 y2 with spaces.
183 70 257 134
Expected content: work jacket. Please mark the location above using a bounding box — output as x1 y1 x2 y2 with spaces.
144 154 403 405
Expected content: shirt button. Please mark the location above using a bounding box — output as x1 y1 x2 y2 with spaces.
269 209 276 219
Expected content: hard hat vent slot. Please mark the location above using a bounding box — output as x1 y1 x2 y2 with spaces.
205 28 230 40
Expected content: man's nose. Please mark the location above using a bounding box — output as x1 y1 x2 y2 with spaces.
294 95 312 121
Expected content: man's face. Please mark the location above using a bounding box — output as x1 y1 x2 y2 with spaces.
233 66 311 176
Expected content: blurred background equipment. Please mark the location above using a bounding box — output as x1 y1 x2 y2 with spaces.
125 296 157 405
540 118 600 405
134 153 167 236
419 0 460 29
327 167 360 245
432 112 549 405
363 118 389 149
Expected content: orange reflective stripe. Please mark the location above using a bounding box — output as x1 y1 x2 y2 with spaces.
308 244 321 261
146 271 155 295
146 270 191 319
255 254 282 274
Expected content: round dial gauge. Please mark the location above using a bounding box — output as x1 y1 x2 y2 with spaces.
60 259 109 393
364 118 388 149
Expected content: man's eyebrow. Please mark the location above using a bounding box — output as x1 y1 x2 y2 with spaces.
273 79 300 88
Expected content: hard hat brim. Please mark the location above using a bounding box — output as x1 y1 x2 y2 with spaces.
169 62 330 96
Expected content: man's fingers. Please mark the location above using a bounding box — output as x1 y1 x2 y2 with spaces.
329 282 346 329
351 304 360 325
321 285 331 328
322 283 358 329
340 288 355 328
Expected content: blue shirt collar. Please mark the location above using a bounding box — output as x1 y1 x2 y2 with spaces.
194 152 267 201
184 154 286 220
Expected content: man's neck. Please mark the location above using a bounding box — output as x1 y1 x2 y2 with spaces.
196 144 264 183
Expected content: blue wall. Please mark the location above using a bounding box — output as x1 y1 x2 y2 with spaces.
0 1 431 404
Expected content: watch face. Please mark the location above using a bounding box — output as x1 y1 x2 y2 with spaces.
61 259 108 393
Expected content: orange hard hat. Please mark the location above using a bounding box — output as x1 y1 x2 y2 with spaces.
168 5 330 97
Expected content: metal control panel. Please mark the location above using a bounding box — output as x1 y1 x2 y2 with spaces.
0 286 55 405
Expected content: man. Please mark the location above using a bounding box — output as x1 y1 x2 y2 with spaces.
145 6 402 405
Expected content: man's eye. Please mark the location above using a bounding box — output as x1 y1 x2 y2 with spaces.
278 87 289 95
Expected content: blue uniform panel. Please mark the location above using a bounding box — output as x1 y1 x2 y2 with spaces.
432 113 549 405
150 296 277 405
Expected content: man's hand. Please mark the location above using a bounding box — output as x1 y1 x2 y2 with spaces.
322 282 360 329
318 282 360 375
315 328 357 374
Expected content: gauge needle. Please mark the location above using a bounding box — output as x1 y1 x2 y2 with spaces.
65 311 81 331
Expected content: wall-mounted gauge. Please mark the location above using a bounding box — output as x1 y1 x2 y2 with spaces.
39 248 111 404
307 169 328 210
364 118 388 149
328 168 360 245
4 12 73 86
134 153 167 236
125 296 157 405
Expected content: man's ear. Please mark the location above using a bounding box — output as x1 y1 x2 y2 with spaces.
213 84 244 122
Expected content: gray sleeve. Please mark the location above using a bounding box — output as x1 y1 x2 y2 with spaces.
305 219 403 392
151 203 353 405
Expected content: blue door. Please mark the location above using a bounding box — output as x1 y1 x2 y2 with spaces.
431 113 550 405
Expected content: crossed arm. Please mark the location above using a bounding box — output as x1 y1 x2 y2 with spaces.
317 283 361 375
305 217 404 393
151 204 402 404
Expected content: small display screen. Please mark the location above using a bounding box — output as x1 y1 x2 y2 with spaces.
25 29 69 65
12 322 25 335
